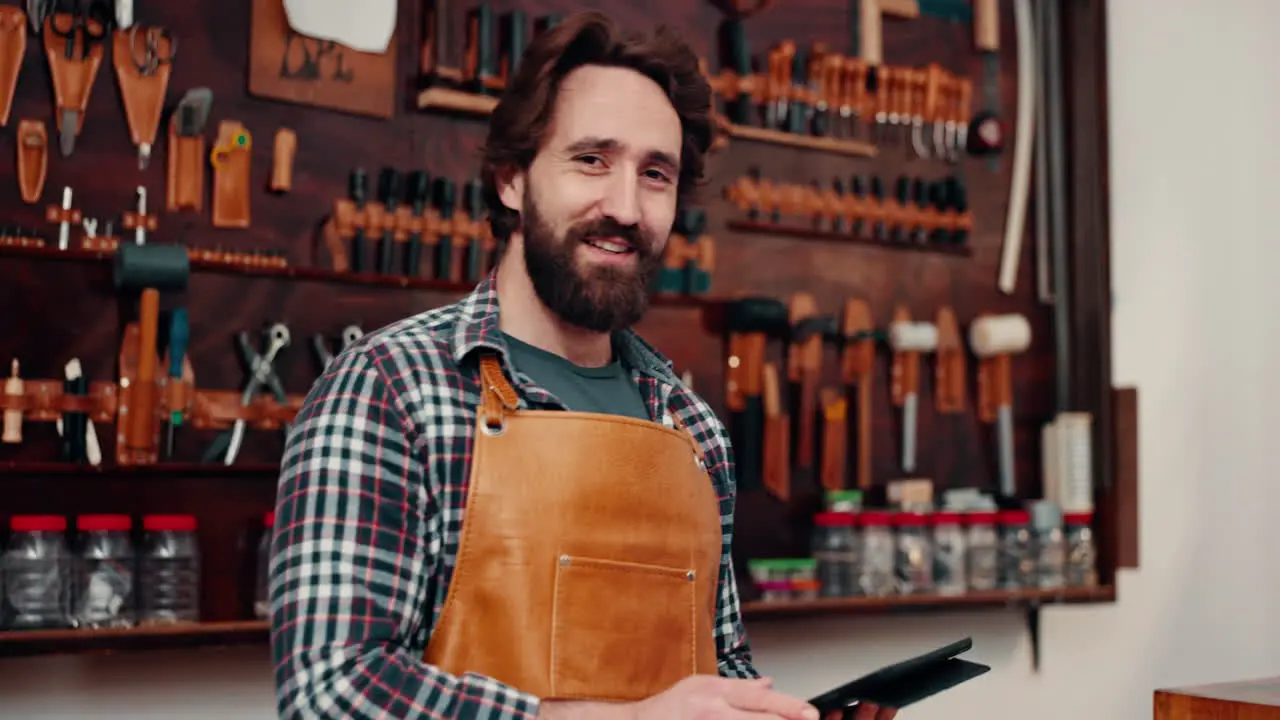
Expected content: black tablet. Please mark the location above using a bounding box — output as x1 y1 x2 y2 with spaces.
807 638 991 714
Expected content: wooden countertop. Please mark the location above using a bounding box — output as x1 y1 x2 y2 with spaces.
1156 676 1280 718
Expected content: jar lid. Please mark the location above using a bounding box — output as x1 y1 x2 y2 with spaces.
814 511 856 527
10 515 66 533
1063 511 1094 525
932 512 963 525
893 512 928 527
263 511 275 527
77 514 132 532
143 514 198 532
965 511 999 524
860 511 892 526
998 510 1031 524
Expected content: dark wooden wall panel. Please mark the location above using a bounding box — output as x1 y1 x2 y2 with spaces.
0 0 1104 620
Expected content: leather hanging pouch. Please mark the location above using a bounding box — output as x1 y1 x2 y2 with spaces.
166 108 205 212
210 120 251 228
43 13 106 156
16 119 48 204
113 27 173 168
0 7 27 126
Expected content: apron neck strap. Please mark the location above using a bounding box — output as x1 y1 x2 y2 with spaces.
478 351 520 431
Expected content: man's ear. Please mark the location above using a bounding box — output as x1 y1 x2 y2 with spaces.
496 165 525 213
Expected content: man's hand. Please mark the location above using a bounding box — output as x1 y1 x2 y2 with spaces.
823 704 898 719
632 675 820 720
540 675 821 719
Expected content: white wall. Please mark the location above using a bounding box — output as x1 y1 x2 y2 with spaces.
4 0 1280 717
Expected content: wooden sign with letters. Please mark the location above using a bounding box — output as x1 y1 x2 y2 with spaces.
248 0 397 119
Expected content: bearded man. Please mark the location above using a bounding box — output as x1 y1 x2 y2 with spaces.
270 10 896 720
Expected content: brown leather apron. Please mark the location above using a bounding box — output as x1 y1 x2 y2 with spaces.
424 352 723 702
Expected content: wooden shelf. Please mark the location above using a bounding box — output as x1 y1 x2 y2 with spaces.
742 585 1116 619
722 123 877 158
0 620 268 658
0 462 280 478
0 244 721 311
726 219 973 257
411 83 876 159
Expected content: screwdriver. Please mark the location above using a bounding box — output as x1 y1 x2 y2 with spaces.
434 179 457 281
463 179 487 282
376 168 403 275
403 170 431 277
166 307 189 458
348 169 369 272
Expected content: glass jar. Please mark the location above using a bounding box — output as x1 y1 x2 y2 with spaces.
1064 512 1099 588
893 512 933 595
139 514 201 625
2 515 72 629
254 511 274 620
998 510 1036 590
747 559 793 602
73 514 136 628
858 511 895 597
812 511 859 597
965 511 999 591
1033 507 1066 590
931 512 967 596
786 558 819 601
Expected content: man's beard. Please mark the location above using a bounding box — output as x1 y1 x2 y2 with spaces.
520 187 663 334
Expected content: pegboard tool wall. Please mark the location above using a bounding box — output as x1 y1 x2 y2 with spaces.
0 0 1114 622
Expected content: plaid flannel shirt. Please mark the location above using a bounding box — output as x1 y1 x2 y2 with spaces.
270 272 760 720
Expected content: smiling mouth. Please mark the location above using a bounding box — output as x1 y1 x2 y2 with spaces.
582 236 635 255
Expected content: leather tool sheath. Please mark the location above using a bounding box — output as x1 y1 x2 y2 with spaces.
0 7 26 126
934 306 966 413
211 120 251 228
270 128 296 193
327 197 367 273
43 13 105 155
761 362 790 501
113 28 172 166
16 119 48 204
819 388 848 491
167 114 205 212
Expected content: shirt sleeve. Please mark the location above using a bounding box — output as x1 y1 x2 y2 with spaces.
707 418 763 680
270 348 543 720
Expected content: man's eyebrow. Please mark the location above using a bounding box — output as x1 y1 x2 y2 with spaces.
563 136 681 172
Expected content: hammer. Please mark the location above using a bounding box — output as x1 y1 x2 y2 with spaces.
725 296 789 493
888 308 938 474
114 244 191 460
970 313 1032 496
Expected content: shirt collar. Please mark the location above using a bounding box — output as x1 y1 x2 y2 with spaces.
449 269 677 380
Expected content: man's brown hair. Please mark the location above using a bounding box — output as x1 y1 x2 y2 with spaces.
480 11 714 241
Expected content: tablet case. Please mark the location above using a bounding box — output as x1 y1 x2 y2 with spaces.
808 637 991 713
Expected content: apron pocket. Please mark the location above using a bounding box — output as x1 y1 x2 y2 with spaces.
549 554 697 702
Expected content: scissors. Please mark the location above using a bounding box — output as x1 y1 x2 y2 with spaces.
128 24 176 77
48 0 110 61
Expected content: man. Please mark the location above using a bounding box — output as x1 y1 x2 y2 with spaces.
270 10 896 720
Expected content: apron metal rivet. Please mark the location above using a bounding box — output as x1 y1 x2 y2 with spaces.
686 570 695 581
559 555 570 566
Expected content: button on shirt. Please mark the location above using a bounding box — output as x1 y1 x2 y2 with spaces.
270 272 761 719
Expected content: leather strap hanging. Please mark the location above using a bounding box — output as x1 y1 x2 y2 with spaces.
0 6 26 126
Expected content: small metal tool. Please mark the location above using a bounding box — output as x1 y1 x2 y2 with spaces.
133 186 147 245
202 324 290 465
57 186 72 250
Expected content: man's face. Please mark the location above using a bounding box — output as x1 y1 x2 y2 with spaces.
501 64 683 333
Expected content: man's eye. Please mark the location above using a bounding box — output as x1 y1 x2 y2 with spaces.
576 155 604 166
645 169 672 183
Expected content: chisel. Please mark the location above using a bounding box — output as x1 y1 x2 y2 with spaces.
499 10 527 83
165 307 189 457
434 178 457 281
348 168 369 272
466 4 496 95
376 168 403 276
725 21 754 125
403 170 431 277
463 179 487 282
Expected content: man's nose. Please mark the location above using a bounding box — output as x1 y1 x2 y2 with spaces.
599 171 641 228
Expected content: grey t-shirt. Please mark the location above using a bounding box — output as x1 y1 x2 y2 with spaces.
503 332 651 421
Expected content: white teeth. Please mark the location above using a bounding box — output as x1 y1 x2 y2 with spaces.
585 238 630 254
